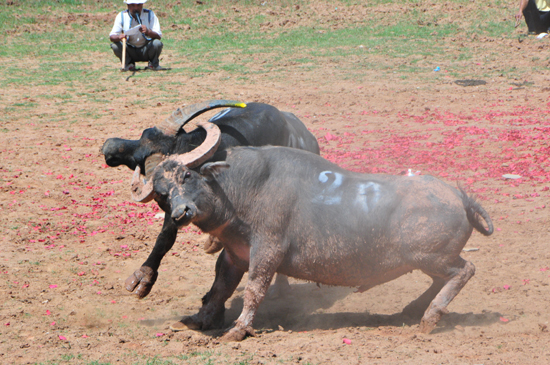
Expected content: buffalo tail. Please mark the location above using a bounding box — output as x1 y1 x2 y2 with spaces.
459 187 494 236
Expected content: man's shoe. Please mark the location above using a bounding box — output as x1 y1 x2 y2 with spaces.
145 63 165 71
124 63 136 72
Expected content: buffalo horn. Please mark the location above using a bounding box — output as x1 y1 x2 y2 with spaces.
156 99 246 136
131 121 222 202
131 165 156 203
144 153 164 177
172 120 222 168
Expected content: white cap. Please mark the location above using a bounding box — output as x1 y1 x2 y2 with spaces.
124 0 147 4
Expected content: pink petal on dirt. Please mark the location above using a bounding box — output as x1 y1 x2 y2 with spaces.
49 284 58 289
45 310 51 316
503 285 511 290
50 322 56 326
59 335 67 341
500 317 509 323
111 300 116 304
82 334 89 338
325 132 337 141
343 338 352 345
155 333 164 337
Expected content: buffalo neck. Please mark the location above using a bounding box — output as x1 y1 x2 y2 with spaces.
194 175 253 244
173 129 206 155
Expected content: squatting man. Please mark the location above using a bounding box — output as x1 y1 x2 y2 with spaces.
109 0 164 71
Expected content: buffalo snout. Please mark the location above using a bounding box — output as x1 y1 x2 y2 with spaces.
101 138 139 169
170 195 195 224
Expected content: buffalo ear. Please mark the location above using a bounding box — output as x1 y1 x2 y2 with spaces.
200 161 230 180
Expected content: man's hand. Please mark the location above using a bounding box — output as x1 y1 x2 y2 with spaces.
139 24 148 36
110 33 126 43
515 12 522 28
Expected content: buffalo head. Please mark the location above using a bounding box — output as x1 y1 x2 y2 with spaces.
151 158 230 228
131 119 224 203
101 99 246 175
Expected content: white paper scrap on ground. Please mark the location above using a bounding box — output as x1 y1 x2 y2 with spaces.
502 174 522 179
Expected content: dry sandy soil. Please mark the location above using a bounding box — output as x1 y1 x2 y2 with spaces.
2 2 550 364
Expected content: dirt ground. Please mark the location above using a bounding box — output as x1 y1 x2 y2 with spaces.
2 2 550 364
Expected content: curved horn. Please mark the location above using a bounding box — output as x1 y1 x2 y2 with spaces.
156 99 246 136
144 153 164 177
172 120 222 168
130 152 163 203
130 121 222 202
131 165 156 203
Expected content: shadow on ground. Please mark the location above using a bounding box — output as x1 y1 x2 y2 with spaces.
223 283 503 333
137 283 502 337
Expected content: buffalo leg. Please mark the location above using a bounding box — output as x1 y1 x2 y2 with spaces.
266 274 291 298
419 258 475 333
402 276 445 318
125 208 178 299
171 249 244 331
205 237 291 299
220 247 282 342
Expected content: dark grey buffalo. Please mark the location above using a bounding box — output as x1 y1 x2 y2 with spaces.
141 125 494 341
102 100 319 299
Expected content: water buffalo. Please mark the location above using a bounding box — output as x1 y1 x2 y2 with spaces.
102 100 319 298
141 123 494 341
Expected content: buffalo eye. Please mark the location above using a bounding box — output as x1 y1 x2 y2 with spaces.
176 169 192 184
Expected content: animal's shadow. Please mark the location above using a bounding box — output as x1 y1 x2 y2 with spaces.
224 283 503 334
139 283 503 335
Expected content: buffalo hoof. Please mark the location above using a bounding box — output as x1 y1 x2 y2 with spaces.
419 307 449 333
419 318 437 334
219 326 256 342
170 315 201 331
125 266 158 299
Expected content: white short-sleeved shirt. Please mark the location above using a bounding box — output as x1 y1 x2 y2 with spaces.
536 0 550 12
109 9 162 48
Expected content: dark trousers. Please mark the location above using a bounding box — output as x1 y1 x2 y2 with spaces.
523 0 550 33
110 39 163 67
